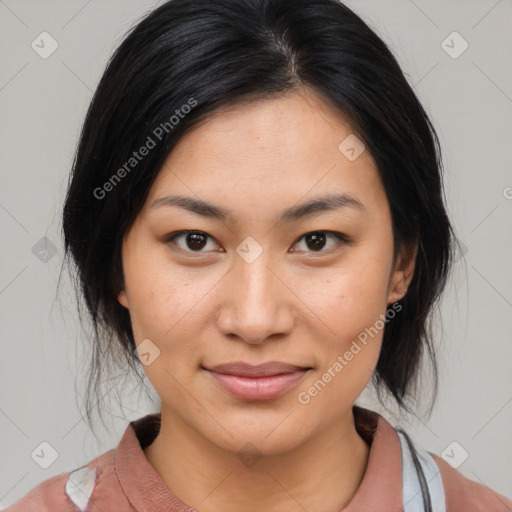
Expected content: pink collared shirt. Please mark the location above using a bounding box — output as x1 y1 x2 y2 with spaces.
5 406 512 511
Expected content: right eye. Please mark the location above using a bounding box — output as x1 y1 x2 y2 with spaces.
165 230 223 254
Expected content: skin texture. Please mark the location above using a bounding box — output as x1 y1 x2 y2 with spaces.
117 87 416 512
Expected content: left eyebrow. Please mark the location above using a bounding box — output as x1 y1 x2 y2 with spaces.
149 192 365 224
277 193 365 224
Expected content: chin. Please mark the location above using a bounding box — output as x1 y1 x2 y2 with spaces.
200 410 313 459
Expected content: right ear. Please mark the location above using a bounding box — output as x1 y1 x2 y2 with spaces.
117 289 129 309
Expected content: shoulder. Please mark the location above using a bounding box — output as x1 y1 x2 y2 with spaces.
393 426 512 512
3 449 128 512
428 452 512 512
3 471 72 512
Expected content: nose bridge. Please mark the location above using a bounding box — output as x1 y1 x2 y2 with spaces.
234 235 280 302
216 243 294 343
238 252 276 305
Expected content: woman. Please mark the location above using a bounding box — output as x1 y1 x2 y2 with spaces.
6 0 512 510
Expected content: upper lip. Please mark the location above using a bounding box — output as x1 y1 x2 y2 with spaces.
205 361 312 377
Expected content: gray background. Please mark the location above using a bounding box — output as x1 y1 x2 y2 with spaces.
1 0 511 508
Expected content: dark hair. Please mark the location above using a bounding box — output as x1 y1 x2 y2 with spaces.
61 0 456 434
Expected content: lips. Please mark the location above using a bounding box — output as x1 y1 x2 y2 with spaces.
203 361 312 400
206 361 312 377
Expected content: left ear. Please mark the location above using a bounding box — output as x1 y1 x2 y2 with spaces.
387 240 418 304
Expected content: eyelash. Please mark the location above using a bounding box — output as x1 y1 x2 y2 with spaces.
165 230 350 256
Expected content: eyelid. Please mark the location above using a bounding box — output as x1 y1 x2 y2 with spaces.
166 229 350 255
165 230 224 254
290 231 349 254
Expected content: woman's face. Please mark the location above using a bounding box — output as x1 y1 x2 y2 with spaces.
117 88 415 455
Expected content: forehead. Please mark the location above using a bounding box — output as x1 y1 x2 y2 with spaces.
145 89 386 218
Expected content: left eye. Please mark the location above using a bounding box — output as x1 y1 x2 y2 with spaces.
291 231 347 253
166 230 347 254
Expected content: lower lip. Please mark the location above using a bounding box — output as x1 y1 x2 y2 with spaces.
205 369 310 401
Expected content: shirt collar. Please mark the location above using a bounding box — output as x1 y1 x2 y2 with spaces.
114 405 403 511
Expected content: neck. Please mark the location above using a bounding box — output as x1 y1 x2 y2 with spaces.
144 406 370 512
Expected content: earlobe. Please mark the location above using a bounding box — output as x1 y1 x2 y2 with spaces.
117 289 129 309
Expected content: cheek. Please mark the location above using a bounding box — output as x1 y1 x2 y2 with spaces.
125 267 211 387
300 271 388 411
124 250 214 338
303 259 391 334
296 252 392 391
124 259 225 379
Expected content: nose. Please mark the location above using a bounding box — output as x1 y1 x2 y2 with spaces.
215 250 296 345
